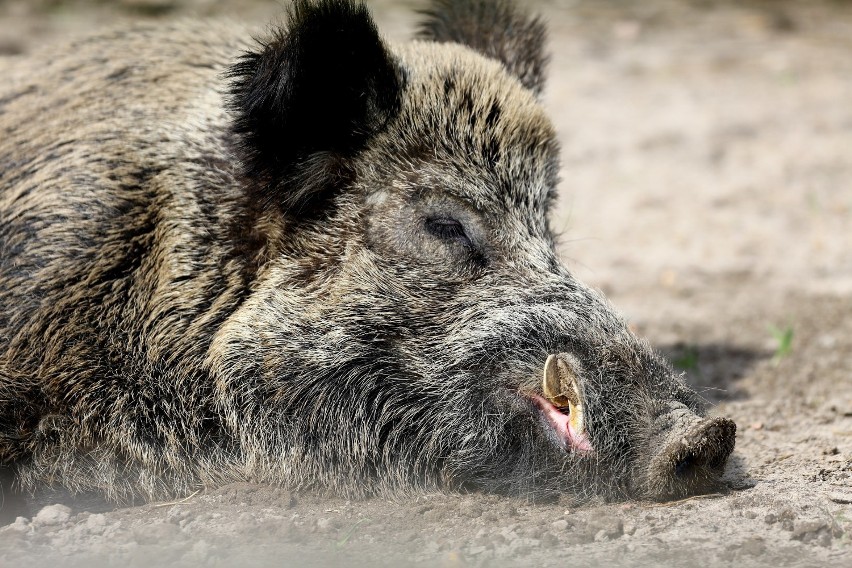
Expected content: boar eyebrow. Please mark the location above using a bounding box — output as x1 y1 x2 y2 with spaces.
412 186 483 213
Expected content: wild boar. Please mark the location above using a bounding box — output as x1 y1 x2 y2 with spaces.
0 0 736 507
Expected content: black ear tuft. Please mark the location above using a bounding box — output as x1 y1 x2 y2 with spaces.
416 0 547 96
228 0 402 216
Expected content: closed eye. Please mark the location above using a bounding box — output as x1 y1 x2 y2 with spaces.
425 217 473 248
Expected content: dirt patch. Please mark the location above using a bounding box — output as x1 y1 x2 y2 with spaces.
1 1 851 566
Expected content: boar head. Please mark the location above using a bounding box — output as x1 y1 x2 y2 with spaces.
217 0 736 502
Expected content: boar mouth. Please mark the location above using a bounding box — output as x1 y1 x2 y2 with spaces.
527 353 593 454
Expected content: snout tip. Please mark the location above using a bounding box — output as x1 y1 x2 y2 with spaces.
672 417 737 476
647 416 737 501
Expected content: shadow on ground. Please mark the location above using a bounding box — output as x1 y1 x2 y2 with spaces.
658 342 771 403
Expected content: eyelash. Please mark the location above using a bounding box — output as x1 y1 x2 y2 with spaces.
425 217 473 248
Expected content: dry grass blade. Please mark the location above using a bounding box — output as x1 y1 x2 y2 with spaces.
646 493 725 508
153 489 201 508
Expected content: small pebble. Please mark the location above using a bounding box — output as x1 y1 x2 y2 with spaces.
790 520 834 547
6 517 30 533
33 504 71 527
85 514 107 533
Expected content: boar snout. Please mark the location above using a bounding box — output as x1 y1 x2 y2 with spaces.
643 403 737 501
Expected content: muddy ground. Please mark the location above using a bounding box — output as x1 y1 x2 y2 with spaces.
0 0 850 566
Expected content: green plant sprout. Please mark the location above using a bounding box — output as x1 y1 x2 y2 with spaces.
673 345 700 372
769 324 794 363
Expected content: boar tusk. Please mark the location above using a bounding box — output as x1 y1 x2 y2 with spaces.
542 353 585 435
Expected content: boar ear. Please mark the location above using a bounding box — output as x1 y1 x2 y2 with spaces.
416 0 548 96
228 0 402 216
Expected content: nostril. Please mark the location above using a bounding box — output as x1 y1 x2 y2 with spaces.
674 452 697 478
676 430 733 475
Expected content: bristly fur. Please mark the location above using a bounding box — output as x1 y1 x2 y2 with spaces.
416 0 548 96
228 0 403 217
0 0 734 513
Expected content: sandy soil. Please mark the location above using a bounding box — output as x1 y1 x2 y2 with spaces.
0 0 850 566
